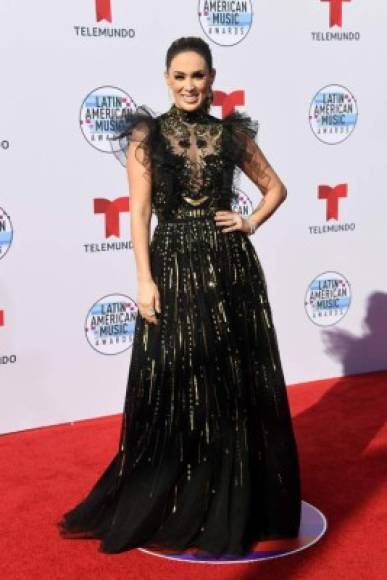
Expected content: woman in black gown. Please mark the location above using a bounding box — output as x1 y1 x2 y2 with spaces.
58 36 302 557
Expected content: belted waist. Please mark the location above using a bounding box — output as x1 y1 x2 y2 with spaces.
158 206 216 223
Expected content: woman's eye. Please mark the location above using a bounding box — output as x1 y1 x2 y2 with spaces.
173 73 205 80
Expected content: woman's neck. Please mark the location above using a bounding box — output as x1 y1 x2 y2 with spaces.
168 102 209 123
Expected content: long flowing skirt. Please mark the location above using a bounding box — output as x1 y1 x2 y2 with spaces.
58 216 302 557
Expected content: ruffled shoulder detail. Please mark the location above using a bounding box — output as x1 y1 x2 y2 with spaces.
221 110 260 166
109 104 159 168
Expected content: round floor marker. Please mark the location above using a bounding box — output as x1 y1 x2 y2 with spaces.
138 500 327 564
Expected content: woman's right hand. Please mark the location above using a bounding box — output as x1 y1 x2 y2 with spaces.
137 278 161 325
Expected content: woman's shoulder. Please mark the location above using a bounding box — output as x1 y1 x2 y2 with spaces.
219 109 259 140
122 103 161 128
202 109 259 143
217 109 260 166
109 104 160 167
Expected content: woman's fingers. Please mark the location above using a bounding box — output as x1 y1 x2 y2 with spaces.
214 211 242 233
139 288 162 324
154 292 161 314
141 310 158 324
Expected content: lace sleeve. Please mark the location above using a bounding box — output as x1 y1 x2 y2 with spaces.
222 110 282 196
109 104 159 171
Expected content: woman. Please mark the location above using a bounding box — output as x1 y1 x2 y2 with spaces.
58 36 302 558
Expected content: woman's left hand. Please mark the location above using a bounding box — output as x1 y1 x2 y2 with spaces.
213 210 251 234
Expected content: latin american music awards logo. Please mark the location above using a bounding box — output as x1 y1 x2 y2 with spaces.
311 0 360 42
0 208 16 363
79 86 136 152
73 0 135 39
231 188 253 218
305 271 351 326
309 182 356 235
198 0 253 46
0 207 13 260
85 293 138 355
309 84 358 144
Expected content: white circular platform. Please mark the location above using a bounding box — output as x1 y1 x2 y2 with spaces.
138 500 327 564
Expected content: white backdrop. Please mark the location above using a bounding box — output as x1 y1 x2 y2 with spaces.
1 1 386 434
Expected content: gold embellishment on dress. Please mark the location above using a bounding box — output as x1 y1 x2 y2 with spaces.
172 483 178 513
148 358 156 404
182 195 209 206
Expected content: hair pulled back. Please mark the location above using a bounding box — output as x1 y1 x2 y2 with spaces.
165 37 214 111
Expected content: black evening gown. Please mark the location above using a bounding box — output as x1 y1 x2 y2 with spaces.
58 103 302 557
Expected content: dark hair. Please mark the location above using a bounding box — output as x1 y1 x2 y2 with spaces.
165 37 214 111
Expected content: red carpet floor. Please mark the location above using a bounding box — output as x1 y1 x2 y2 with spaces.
1 370 386 580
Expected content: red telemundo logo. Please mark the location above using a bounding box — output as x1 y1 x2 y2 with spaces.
213 90 245 117
318 184 348 220
321 0 351 27
95 0 112 22
94 197 130 238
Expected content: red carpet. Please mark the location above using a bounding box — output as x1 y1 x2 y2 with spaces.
1 370 386 579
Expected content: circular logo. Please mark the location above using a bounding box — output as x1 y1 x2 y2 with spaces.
0 207 13 260
309 84 358 144
305 271 351 326
198 0 253 47
85 293 138 355
231 188 254 217
79 86 136 152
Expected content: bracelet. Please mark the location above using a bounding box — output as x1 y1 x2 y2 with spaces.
244 215 259 235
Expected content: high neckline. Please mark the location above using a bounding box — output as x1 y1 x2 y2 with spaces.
168 103 209 124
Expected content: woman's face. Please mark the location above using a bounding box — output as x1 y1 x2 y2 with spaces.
164 50 215 111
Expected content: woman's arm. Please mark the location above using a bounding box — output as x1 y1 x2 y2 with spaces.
238 134 287 231
126 124 161 324
214 129 287 235
126 124 153 282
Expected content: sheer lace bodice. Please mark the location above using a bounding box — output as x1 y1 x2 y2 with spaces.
110 103 267 221
159 104 223 203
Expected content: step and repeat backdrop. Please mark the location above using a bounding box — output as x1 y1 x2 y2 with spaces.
1 1 386 433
